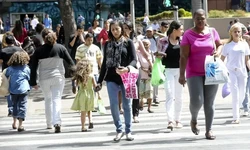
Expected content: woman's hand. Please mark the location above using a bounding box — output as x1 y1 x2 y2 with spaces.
94 83 102 92
116 66 129 75
178 75 186 87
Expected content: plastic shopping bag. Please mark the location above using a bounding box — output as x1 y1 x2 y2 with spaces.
97 98 106 115
205 55 229 85
222 83 231 98
120 66 139 99
0 69 9 97
151 58 166 86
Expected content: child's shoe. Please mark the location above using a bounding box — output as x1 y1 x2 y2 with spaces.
88 123 94 129
54 124 61 133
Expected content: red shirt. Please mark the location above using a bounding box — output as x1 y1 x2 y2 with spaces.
14 28 27 43
98 29 108 46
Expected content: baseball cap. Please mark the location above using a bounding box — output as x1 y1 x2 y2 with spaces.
146 26 153 31
161 21 169 27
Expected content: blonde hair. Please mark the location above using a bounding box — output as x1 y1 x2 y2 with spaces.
73 59 92 87
7 50 30 66
227 23 243 43
2 32 13 48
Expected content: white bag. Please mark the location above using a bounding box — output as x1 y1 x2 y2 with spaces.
0 69 9 96
204 55 229 85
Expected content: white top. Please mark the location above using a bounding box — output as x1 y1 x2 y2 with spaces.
148 37 157 53
222 40 250 75
31 18 39 29
143 16 150 23
151 23 160 31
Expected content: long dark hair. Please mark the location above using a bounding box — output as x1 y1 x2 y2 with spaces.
108 21 124 41
12 20 23 38
167 20 182 40
123 21 135 40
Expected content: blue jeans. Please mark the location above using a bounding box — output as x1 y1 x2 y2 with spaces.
12 93 28 121
7 95 13 114
243 73 250 112
106 81 132 134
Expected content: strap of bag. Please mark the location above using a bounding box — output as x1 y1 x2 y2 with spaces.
209 28 216 55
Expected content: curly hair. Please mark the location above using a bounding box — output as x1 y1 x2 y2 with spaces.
73 59 92 87
7 51 30 66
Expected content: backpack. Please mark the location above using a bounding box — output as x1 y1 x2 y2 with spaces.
0 69 9 96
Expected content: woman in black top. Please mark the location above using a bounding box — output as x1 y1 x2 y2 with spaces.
158 21 184 131
96 21 137 141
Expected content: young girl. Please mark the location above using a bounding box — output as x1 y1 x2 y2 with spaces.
71 59 99 132
5 51 30 132
138 39 154 113
221 23 250 124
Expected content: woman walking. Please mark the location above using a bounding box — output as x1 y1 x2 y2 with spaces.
30 29 75 133
179 9 223 140
158 21 184 130
96 21 137 141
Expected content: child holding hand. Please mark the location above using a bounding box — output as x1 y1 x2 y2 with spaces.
71 59 99 132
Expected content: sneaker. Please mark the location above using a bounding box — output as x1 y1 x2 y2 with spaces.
54 124 61 133
243 111 249 117
231 120 240 124
175 121 183 129
113 132 124 142
126 133 134 141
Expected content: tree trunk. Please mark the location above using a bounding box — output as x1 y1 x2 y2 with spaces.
58 0 76 78
58 0 76 50
191 0 203 14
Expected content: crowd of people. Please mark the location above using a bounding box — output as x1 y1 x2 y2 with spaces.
0 8 250 142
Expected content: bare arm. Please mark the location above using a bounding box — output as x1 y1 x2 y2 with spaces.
179 45 190 86
246 56 250 71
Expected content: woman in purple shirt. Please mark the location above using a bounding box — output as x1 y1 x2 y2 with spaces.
179 9 223 140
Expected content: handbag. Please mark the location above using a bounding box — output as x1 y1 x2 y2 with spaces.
204 55 229 85
120 66 139 99
0 69 9 96
97 98 106 115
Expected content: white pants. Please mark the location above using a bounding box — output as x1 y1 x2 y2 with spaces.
39 77 65 127
164 68 183 122
228 69 247 120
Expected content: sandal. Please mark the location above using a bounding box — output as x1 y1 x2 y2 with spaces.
231 120 240 124
133 117 139 123
17 126 25 132
82 128 88 132
167 122 174 131
205 130 216 140
190 120 200 135
147 109 154 113
119 109 124 114
88 123 94 129
12 123 17 129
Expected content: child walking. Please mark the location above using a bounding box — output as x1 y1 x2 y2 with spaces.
5 51 30 132
71 59 99 132
221 23 250 124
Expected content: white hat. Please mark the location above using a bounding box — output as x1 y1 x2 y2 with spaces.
146 26 153 31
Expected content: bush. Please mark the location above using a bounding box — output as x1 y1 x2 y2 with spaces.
135 8 192 22
232 10 247 17
178 8 186 17
209 10 229 18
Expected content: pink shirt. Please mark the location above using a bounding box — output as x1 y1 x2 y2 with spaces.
181 28 220 78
